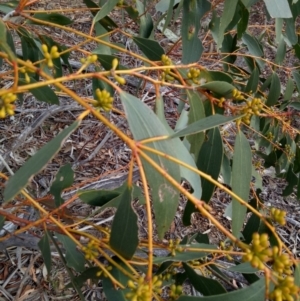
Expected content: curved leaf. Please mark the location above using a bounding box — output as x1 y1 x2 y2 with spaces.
30 13 73 25
133 37 165 61
231 131 252 237
4 121 80 202
110 186 139 259
120 91 180 239
177 277 265 301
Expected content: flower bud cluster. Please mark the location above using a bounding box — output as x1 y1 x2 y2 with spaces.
161 54 175 82
272 247 293 275
126 276 162 301
82 239 98 260
187 67 201 84
232 88 244 101
0 93 17 118
93 89 114 111
269 276 299 301
241 97 263 125
41 44 60 68
242 233 272 270
169 238 183 256
20 60 35 83
170 284 183 299
270 208 286 226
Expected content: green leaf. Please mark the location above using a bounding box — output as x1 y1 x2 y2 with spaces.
82 0 117 31
30 13 73 25
183 263 226 295
242 213 260 244
275 37 286 65
20 77 59 105
186 91 205 158
285 18 297 45
242 32 265 69
266 72 281 106
55 233 85 273
133 37 165 61
228 262 258 273
102 259 130 301
170 114 240 139
295 263 300 287
79 190 120 206
136 0 153 38
283 77 294 101
177 277 265 301
197 128 223 202
245 67 259 93
217 0 239 49
237 2 249 39
181 0 210 63
200 81 235 97
109 186 139 259
4 121 80 202
263 0 292 18
96 54 128 70
93 0 119 24
231 131 252 237
38 231 52 274
155 94 202 216
0 216 6 230
103 277 128 301
120 91 180 239
153 244 217 264
200 70 233 84
292 70 300 92
49 164 74 207
0 1 18 14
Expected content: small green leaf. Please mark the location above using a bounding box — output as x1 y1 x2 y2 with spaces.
136 0 153 38
93 0 119 24
217 0 239 49
38 231 52 274
242 32 265 69
181 0 210 63
79 190 120 206
231 131 252 237
49 164 74 207
242 213 260 244
153 244 217 264
186 91 205 158
0 216 6 230
56 233 85 272
263 0 292 18
197 128 223 203
245 67 259 93
266 72 281 106
295 263 300 287
200 81 236 96
109 186 139 259
170 114 240 139
275 37 286 65
177 277 265 301
96 54 128 70
0 1 18 14
133 37 165 61
200 70 233 84
4 121 80 202
82 0 117 31
292 70 300 93
183 263 226 295
228 262 258 273
283 77 294 101
30 13 73 25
